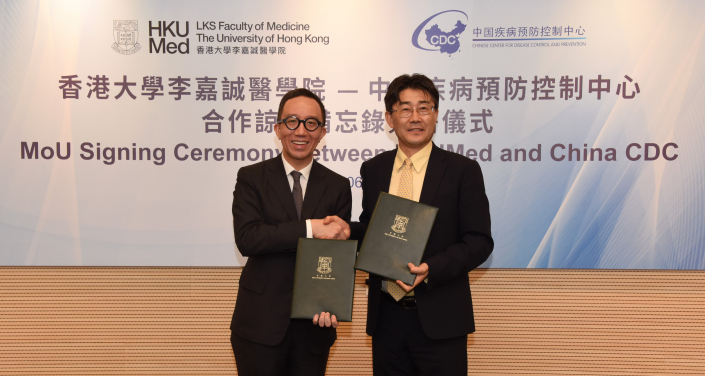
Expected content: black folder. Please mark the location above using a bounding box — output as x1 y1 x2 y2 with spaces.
291 238 358 322
354 192 438 286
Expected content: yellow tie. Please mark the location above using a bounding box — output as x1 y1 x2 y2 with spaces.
385 158 413 301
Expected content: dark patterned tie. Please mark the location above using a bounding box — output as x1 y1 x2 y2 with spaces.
290 171 303 220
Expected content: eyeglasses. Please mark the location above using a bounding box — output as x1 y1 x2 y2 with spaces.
277 115 324 131
390 105 435 118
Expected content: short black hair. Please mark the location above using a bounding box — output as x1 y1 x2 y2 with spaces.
384 74 440 112
277 88 326 126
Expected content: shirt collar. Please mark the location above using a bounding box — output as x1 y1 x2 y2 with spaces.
281 156 313 181
394 142 433 173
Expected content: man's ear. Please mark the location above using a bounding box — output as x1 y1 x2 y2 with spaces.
385 111 395 132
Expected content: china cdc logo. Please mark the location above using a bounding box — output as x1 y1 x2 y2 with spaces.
412 10 468 55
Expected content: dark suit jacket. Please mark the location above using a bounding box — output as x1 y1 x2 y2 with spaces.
231 154 352 349
350 143 493 339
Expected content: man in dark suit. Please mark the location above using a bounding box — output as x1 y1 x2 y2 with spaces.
332 74 493 375
230 88 352 376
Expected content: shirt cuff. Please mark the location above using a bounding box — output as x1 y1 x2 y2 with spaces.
306 219 313 238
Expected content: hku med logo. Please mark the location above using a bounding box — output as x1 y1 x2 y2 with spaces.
148 21 190 54
112 20 142 55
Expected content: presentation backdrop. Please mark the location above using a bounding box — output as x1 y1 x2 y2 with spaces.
1 0 704 268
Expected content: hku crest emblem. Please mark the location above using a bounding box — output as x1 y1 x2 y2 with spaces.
317 257 332 274
391 215 409 233
112 20 142 55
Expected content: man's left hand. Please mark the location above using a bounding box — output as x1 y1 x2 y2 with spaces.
396 262 429 293
312 312 339 328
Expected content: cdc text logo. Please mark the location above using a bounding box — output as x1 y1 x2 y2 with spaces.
412 10 468 55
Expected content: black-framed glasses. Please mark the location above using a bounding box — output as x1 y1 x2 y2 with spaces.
390 105 435 118
277 115 324 131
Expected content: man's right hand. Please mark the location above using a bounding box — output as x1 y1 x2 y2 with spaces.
311 218 349 240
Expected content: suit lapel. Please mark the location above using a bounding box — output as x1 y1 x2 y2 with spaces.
301 161 328 220
378 150 396 194
419 144 447 206
267 155 299 221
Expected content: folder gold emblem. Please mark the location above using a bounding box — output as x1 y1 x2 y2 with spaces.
316 256 332 275
391 215 409 233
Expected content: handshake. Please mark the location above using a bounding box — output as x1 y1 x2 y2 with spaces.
311 216 350 240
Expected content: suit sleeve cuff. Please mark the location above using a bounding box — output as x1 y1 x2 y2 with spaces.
306 219 313 238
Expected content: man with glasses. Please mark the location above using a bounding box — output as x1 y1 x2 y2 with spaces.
332 74 493 375
230 88 352 376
